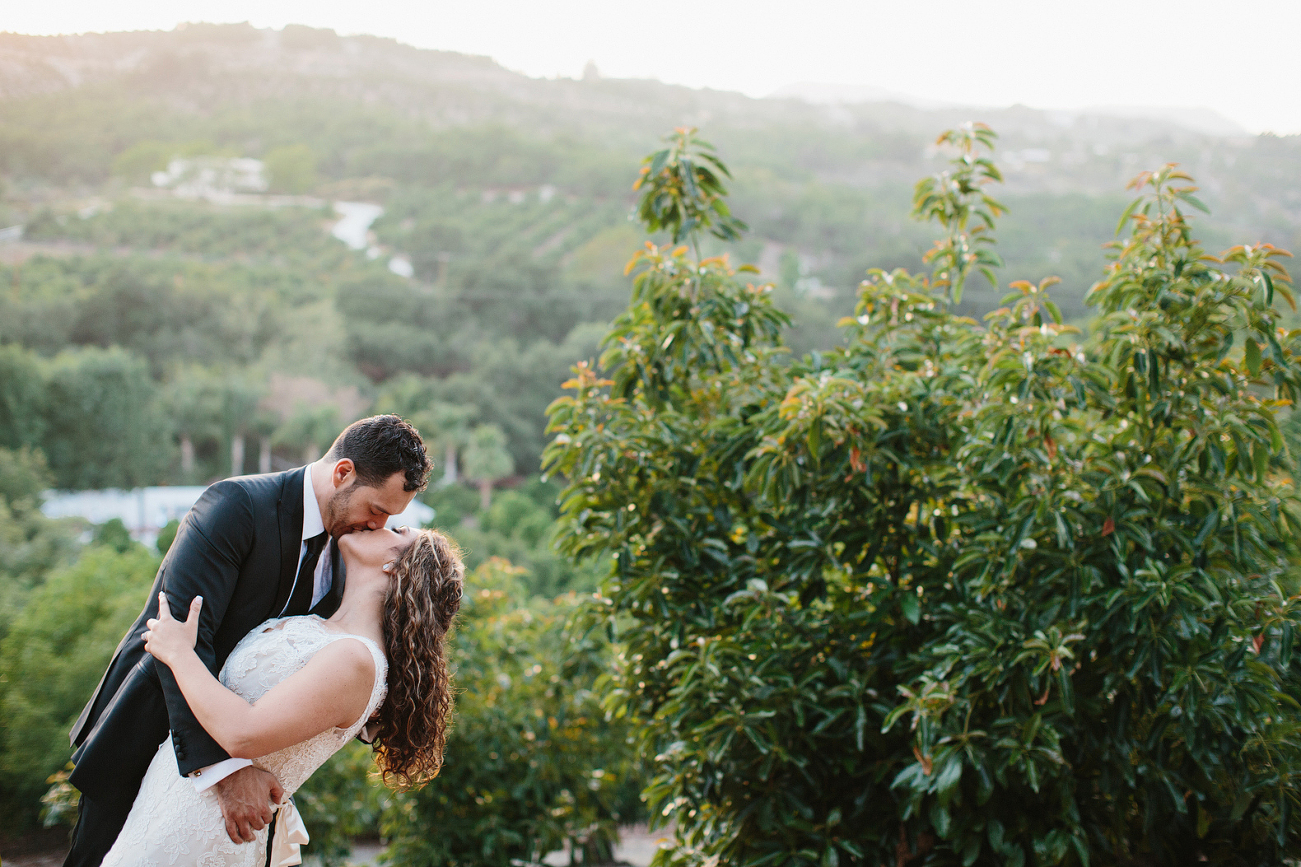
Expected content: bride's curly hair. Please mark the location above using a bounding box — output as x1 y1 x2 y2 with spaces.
373 528 463 790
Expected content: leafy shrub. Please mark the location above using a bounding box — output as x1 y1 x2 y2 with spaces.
382 558 643 866
545 127 1301 865
295 740 390 866
429 479 602 598
92 518 136 554
0 546 159 832
0 447 81 640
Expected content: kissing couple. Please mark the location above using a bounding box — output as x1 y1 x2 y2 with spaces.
62 414 465 867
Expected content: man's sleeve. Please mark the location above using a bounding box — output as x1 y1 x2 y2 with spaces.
189 757 253 792
154 480 256 777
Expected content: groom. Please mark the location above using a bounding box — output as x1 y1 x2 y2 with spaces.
63 414 432 867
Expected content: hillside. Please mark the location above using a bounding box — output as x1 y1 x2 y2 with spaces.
1 22 1299 484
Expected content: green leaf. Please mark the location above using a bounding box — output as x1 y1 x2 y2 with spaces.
930 801 952 838
975 763 995 806
1196 800 1211 838
901 591 921 625
935 756 963 805
987 819 1005 853
1115 196 1142 235
1245 339 1262 376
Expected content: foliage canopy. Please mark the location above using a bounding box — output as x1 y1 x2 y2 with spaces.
545 124 1301 865
380 558 641 866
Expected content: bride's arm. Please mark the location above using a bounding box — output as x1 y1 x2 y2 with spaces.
145 593 376 758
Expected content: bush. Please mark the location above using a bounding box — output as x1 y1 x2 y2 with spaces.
0 446 81 642
0 546 159 832
295 740 390 866
545 127 1301 865
429 479 602 598
92 518 136 554
382 558 643 866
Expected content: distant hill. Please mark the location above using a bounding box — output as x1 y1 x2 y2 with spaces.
0 22 1297 322
0 23 1277 186
1 22 1299 486
772 83 1249 139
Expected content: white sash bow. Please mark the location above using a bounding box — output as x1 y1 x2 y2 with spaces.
269 797 310 867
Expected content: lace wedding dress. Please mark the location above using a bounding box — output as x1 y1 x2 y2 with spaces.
102 616 387 867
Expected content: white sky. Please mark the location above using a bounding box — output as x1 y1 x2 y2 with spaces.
7 0 1301 134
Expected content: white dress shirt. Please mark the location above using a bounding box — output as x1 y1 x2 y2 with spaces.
190 469 330 792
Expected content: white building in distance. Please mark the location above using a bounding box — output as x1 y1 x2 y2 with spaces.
43 485 435 548
151 157 269 198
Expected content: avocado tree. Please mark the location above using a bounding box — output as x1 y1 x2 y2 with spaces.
544 125 1301 865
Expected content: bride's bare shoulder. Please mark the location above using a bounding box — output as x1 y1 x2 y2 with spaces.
312 636 378 679
289 637 378 730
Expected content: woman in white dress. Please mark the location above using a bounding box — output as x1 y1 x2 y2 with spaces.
101 525 464 867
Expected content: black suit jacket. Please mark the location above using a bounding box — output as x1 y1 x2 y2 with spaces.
67 467 341 805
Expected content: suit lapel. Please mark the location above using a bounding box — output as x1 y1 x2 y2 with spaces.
271 467 308 616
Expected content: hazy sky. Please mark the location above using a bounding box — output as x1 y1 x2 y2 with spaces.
8 0 1301 134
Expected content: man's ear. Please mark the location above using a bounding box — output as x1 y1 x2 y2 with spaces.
331 458 356 489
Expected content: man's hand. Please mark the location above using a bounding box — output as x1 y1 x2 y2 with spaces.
214 765 284 844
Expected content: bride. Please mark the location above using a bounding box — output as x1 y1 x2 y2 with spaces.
101 525 463 867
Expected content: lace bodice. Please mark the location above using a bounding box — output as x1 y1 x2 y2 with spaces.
101 615 387 867
220 615 388 795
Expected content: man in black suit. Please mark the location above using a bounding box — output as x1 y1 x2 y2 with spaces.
63 414 432 867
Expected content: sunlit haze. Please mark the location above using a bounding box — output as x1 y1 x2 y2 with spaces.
6 0 1301 134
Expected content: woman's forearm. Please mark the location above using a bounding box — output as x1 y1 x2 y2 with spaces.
164 650 263 758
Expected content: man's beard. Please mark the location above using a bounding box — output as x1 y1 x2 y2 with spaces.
323 485 356 536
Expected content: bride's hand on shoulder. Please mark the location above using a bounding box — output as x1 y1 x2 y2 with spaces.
144 592 201 668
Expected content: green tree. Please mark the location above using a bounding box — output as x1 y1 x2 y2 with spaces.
463 424 513 512
273 403 342 465
0 447 80 641
163 365 229 481
0 344 48 451
449 484 602 598
419 403 476 487
0 546 159 831
383 558 641 866
264 144 318 195
110 140 176 184
43 347 169 490
545 129 1301 865
373 374 477 485
91 518 136 554
218 372 266 477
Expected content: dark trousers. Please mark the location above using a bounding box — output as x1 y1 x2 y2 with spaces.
63 793 132 867
263 810 278 867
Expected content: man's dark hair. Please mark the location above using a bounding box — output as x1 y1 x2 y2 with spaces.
327 414 431 493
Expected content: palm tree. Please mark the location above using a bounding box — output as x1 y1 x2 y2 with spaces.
462 424 512 512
